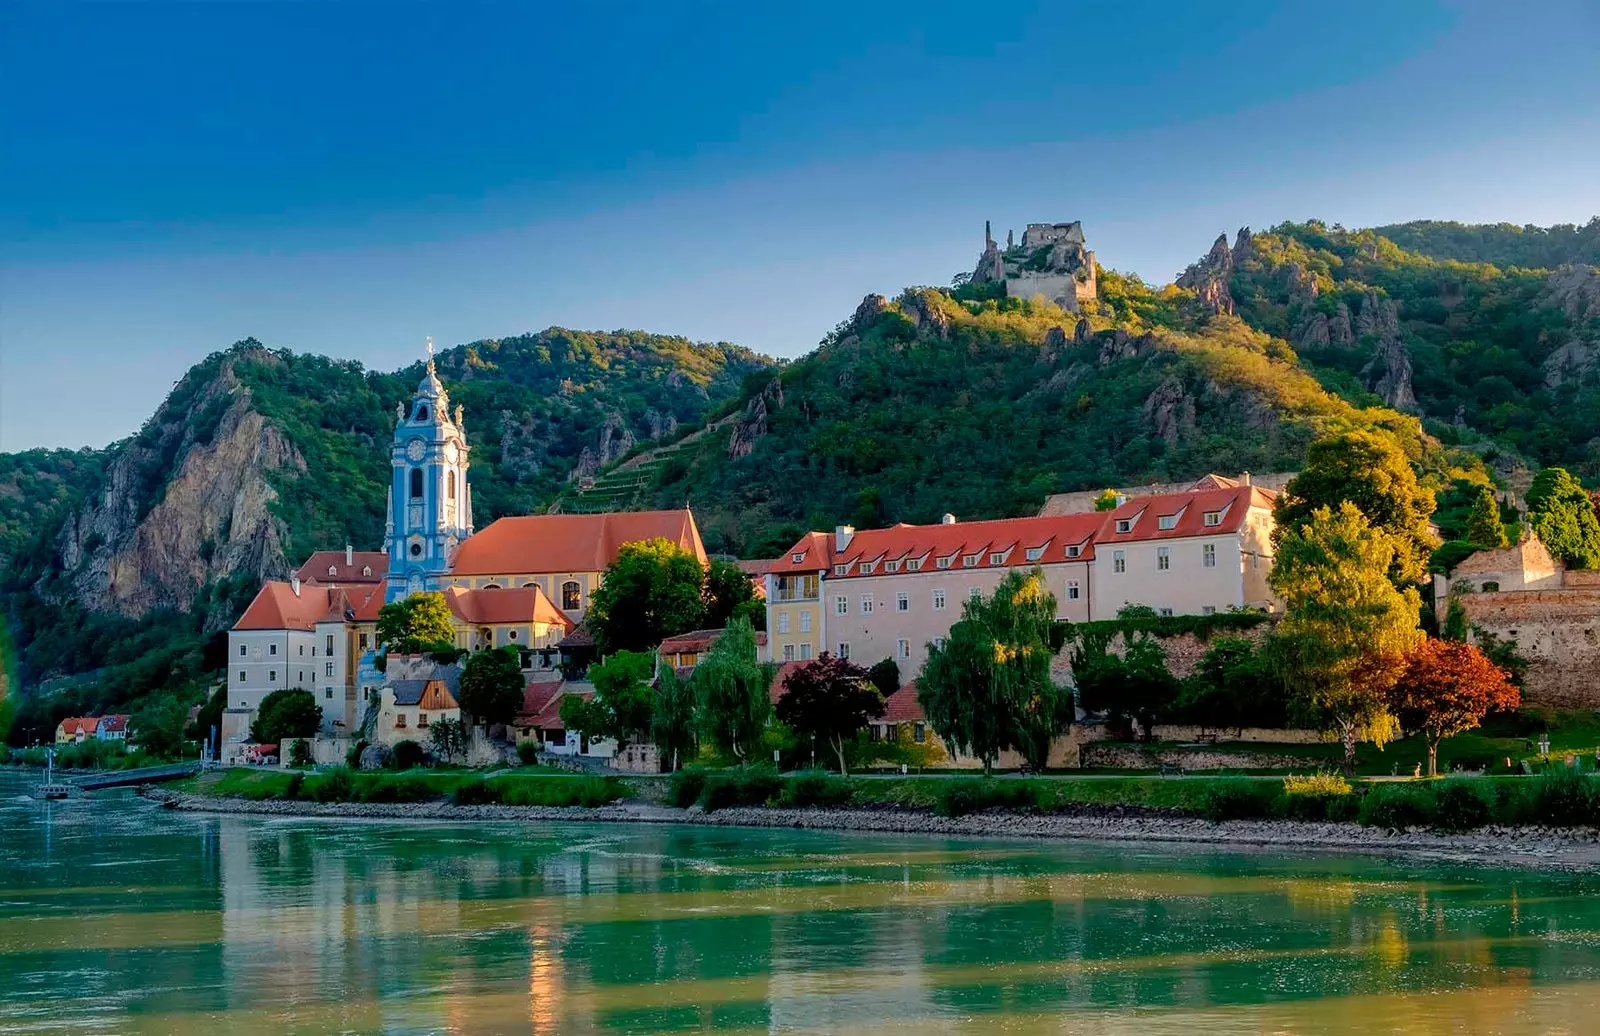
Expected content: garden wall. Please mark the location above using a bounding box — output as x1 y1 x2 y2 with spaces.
1461 589 1600 708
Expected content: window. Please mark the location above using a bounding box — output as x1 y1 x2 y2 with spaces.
834 595 848 615
1482 581 1501 592
358 633 369 651
861 594 874 614
269 643 277 655
989 552 1006 565
410 467 423 499
326 687 334 700
1202 606 1217 615
325 662 335 677
238 670 247 683
328 564 338 576
861 562 876 574
1158 515 1177 531
932 636 946 649
1113 550 1126 573
298 644 304 656
1159 608 1175 617
562 580 581 610
1157 546 1170 571
835 564 849 576
777 612 791 634
963 555 979 567
326 634 335 654
933 589 946 610
410 543 422 558
238 644 246 656
783 644 795 662
896 639 910 660
415 405 428 422
799 611 811 633
269 670 277 682
1203 544 1216 568
896 592 909 612
1115 519 1133 533
799 643 813 660
1203 511 1222 527
969 587 981 600
1025 547 1043 562
792 552 806 564
885 560 900 573
908 558 923 572
1066 544 1082 558
508 629 518 640
936 556 953 570
1066 580 1080 600
914 722 926 744
838 642 850 659
362 566 372 576
447 471 456 500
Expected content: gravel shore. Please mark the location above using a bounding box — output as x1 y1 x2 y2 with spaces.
143 788 1600 871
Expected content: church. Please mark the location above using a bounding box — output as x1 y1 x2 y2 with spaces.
226 343 707 736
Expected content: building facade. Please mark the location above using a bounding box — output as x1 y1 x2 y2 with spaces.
385 341 474 603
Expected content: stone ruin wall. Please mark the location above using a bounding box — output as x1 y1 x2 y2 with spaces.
1460 589 1600 708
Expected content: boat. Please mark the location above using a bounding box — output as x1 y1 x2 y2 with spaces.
36 749 72 800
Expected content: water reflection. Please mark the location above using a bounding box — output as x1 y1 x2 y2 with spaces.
2 774 1599 1034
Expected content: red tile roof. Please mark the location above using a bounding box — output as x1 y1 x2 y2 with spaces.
97 714 130 734
775 514 1105 577
881 682 926 724
443 585 574 629
295 550 388 585
734 558 782 576
516 679 565 725
235 581 384 631
449 510 707 576
1096 485 1275 544
658 628 769 655
57 717 97 736
530 687 591 730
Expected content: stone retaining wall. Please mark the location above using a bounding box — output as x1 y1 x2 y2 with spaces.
1461 589 1600 708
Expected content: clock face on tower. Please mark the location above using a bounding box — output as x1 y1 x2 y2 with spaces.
406 438 426 462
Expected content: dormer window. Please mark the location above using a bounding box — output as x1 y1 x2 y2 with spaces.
1025 547 1043 562
963 554 979 567
936 556 953 570
362 566 372 576
908 558 923 571
1115 519 1133 533
989 552 1006 565
885 560 900 573
328 565 338 576
1157 515 1178 531
1203 511 1222 527
791 552 806 564
834 564 849 577
861 561 876 574
1066 544 1082 558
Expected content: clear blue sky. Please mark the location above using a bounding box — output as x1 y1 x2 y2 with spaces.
2 0 1597 450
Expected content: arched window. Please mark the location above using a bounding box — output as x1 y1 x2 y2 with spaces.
447 471 456 500
415 404 429 422
409 467 423 499
483 583 502 590
328 565 338 576
362 566 372 576
562 580 581 611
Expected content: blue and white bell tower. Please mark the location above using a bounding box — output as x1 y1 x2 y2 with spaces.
385 338 473 603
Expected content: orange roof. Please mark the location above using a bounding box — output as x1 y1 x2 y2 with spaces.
295 550 388 585
1097 485 1275 544
517 679 565 724
881 682 926 724
775 513 1105 577
531 687 590 730
97 714 130 734
734 558 782 576
57 717 97 736
235 581 385 631
449 510 707 576
658 628 768 654
442 585 574 630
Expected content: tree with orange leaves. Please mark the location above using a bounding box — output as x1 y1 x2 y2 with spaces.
1392 638 1519 777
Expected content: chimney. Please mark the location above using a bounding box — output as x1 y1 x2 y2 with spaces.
941 513 957 525
1241 471 1252 486
835 525 855 551
290 575 301 597
345 543 354 566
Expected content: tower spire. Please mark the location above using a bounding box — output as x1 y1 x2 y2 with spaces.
425 336 436 375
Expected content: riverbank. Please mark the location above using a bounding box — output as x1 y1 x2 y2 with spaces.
144 787 1600 872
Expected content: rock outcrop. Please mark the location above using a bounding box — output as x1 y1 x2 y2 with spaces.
49 349 303 622
1362 335 1418 411
1545 264 1600 323
1177 233 1237 315
569 413 637 482
728 378 784 460
1542 339 1600 389
1142 378 1196 444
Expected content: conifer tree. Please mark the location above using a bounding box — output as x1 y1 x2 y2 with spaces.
1463 484 1508 549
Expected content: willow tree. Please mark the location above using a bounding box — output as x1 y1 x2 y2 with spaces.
650 659 697 771
691 618 771 764
1268 502 1424 774
916 571 1070 773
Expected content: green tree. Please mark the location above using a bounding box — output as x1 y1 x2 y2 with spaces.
1274 430 1437 587
252 688 322 744
1167 637 1288 729
1463 484 1509 549
588 538 708 654
650 659 697 771
428 715 467 764
1093 489 1121 511
1526 467 1600 569
375 592 457 654
560 649 655 750
691 618 771 763
866 658 901 697
131 697 188 759
917 571 1071 773
190 685 227 753
775 653 885 774
1072 631 1179 739
703 559 761 630
1267 503 1424 773
457 646 525 726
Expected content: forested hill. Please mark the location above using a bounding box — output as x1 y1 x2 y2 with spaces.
0 329 772 727
1368 218 1600 269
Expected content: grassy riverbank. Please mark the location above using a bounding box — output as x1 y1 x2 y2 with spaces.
186 765 1600 835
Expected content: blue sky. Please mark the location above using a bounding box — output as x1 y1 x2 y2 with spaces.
2 1 1597 450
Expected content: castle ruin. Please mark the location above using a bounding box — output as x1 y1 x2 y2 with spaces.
970 220 1098 311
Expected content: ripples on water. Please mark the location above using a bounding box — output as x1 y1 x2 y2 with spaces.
2 774 1599 1034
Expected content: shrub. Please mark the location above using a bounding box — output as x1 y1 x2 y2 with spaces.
312 766 355 803
359 774 438 803
667 767 709 808
451 777 499 805
391 740 425 771
289 738 313 769
1278 772 1353 822
1526 770 1600 827
1358 784 1435 831
778 771 854 808
576 776 623 808
346 739 368 769
285 773 306 799
932 778 1034 818
700 765 782 812
1199 780 1277 822
516 741 541 766
1430 779 1493 832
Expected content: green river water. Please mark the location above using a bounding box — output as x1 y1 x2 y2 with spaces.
2 774 1599 1034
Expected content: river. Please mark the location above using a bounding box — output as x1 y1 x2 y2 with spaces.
2 773 1599 1034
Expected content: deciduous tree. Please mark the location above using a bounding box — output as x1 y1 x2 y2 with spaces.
588 538 708 653
1268 503 1424 773
252 688 322 744
1392 638 1519 776
428 716 467 764
560 649 655 750
775 653 885 774
650 659 696 771
1274 430 1437 587
375 592 457 654
691 619 771 763
457 646 524 727
917 571 1071 773
703 559 764 631
1526 467 1600 569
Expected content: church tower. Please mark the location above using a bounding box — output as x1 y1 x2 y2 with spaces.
385 339 473 603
